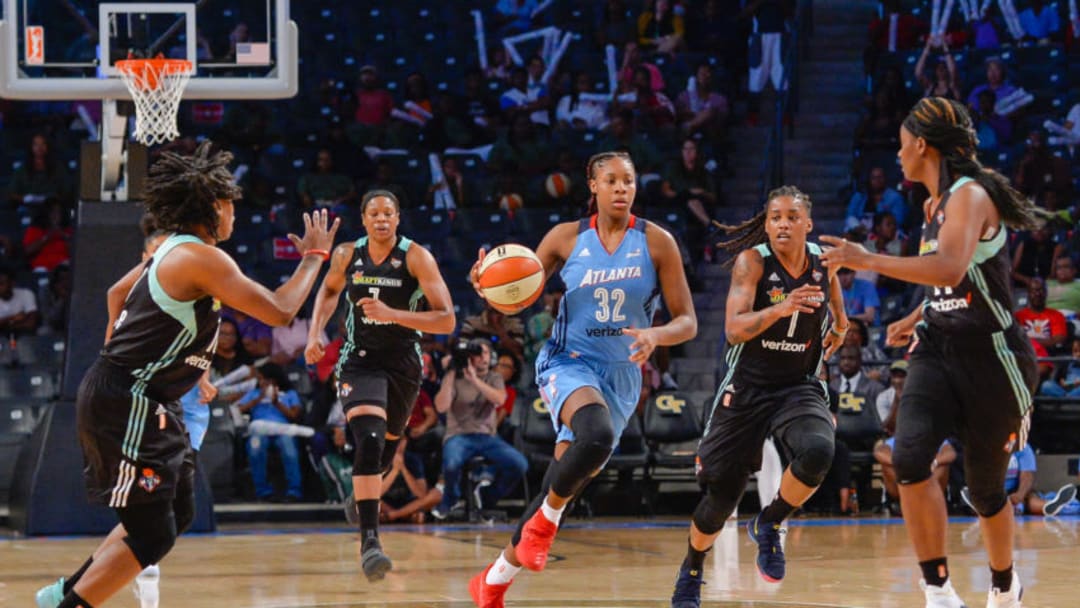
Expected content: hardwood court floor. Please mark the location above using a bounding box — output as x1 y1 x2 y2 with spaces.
2 516 1077 607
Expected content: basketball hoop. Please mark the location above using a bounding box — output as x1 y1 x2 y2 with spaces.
115 57 193 146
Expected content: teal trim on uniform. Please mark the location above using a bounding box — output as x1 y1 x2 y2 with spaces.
336 292 358 379
972 223 1006 264
754 243 772 258
968 265 1012 329
356 236 368 248
147 234 203 335
397 236 412 251
122 385 149 460
949 176 975 192
807 242 822 256
704 342 744 437
992 331 1033 416
132 330 195 384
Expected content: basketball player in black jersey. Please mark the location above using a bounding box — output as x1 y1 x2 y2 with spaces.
822 98 1040 608
305 190 455 582
670 186 848 608
35 143 339 608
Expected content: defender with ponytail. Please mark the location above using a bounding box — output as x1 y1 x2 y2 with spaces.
669 184 848 606
822 97 1037 606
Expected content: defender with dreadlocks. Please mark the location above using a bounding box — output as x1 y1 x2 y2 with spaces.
669 185 848 608
821 97 1038 608
36 142 339 608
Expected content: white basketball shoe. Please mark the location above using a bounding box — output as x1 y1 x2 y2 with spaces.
921 578 968 608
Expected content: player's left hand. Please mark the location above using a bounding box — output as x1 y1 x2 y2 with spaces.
624 327 658 365
198 375 218 404
819 235 871 271
358 297 397 323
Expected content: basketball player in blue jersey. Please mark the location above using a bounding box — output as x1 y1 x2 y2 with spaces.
468 151 697 608
822 97 1040 608
670 186 848 608
304 190 456 582
35 142 339 608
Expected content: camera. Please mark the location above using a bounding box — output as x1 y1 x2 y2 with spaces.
450 338 485 372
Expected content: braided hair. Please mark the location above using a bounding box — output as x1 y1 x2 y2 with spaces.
716 185 812 269
585 151 635 216
144 141 242 240
902 96 1038 230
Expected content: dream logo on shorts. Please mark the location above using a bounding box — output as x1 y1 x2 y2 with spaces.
1003 432 1017 453
138 468 161 493
338 382 353 399
655 394 687 415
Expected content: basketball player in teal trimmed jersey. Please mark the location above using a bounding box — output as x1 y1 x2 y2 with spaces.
305 190 456 582
468 151 698 608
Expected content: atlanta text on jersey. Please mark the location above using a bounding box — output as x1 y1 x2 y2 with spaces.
578 266 643 288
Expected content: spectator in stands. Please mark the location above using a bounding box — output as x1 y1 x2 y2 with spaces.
350 65 395 146
237 363 305 502
854 89 902 153
840 318 889 384
425 157 469 209
227 308 272 358
874 360 907 431
493 0 539 36
494 349 521 442
857 211 907 293
661 138 719 261
845 166 908 231
864 0 925 78
22 199 72 273
832 345 884 451
1040 337 1080 396
618 41 665 93
387 72 435 148
617 66 676 135
1016 277 1069 354
380 439 443 524
595 0 636 50
1018 0 1061 43
876 437 955 516
914 35 961 101
525 284 564 362
297 149 355 212
675 62 730 140
1044 101 1080 149
500 66 551 128
637 0 685 55
211 317 253 386
1011 220 1060 288
1013 130 1072 205
7 134 71 208
556 72 610 131
488 114 553 177
1045 254 1080 313
965 58 1017 111
837 267 880 326
462 68 501 143
432 339 528 518
484 46 514 83
962 443 1078 516
972 89 1013 152
460 303 526 361
0 265 39 335
597 108 662 173
742 0 791 126
39 263 71 335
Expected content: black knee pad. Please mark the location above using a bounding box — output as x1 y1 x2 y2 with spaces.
380 438 400 475
173 489 195 536
692 475 747 535
789 431 835 488
348 415 387 477
550 404 616 498
118 502 178 568
966 484 1009 517
892 443 936 486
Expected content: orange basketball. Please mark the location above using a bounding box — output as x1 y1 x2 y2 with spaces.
498 193 524 212
477 244 545 315
545 172 571 198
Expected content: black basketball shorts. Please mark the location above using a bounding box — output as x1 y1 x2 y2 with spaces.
336 349 422 437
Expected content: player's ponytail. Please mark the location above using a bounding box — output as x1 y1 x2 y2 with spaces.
584 151 634 217
715 185 812 269
903 97 1040 230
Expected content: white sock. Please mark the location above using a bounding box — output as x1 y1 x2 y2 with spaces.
485 553 521 585
539 498 565 524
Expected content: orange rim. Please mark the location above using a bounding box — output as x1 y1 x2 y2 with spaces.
115 58 193 91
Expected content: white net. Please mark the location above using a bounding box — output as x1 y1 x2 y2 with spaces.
116 59 193 146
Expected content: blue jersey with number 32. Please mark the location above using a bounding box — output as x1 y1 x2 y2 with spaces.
544 215 660 364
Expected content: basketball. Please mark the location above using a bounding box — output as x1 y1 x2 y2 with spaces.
476 244 545 315
498 193 524 212
545 172 571 198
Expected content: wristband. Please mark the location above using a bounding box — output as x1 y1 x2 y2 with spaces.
829 325 849 337
303 248 330 261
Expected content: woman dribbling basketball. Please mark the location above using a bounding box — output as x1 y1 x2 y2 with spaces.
467 151 698 608
304 190 456 582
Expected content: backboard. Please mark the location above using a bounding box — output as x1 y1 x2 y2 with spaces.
0 0 296 100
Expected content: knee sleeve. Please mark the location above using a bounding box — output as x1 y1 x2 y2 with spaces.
892 442 937 486
550 404 616 498
966 479 1009 518
172 489 195 536
692 475 748 535
348 415 387 477
788 431 835 488
380 438 400 474
118 502 178 569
